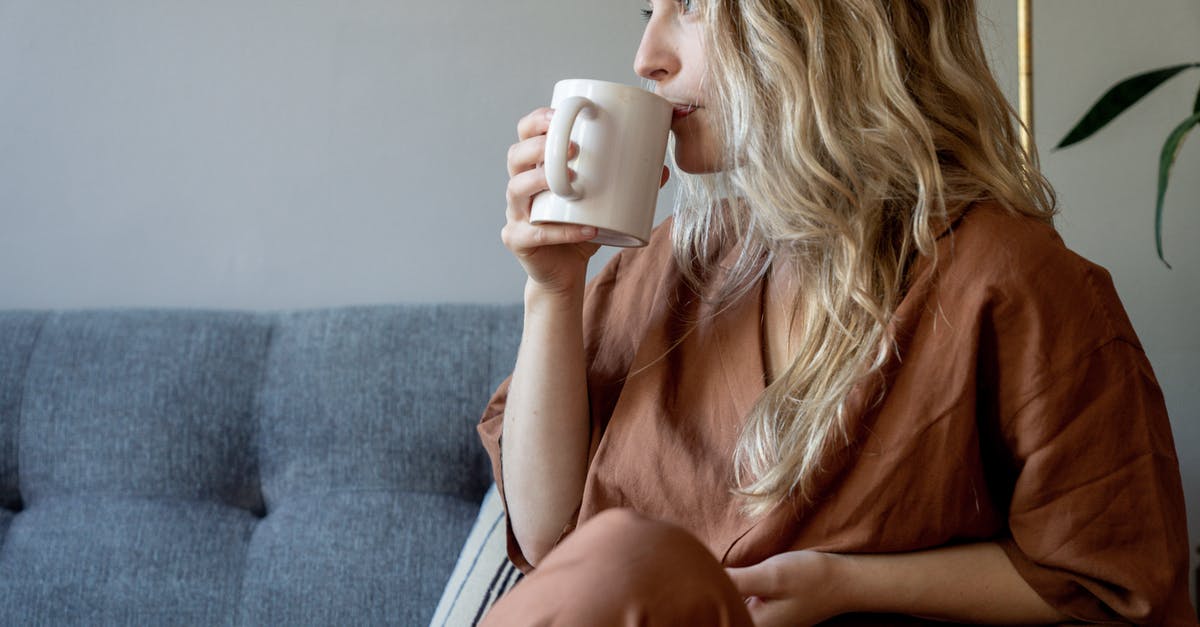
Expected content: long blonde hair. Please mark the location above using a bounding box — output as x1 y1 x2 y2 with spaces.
669 0 1057 516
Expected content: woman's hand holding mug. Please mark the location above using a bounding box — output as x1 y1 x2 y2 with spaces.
503 80 674 297
503 107 603 297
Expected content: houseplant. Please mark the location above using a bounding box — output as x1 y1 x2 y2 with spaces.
1056 63 1200 268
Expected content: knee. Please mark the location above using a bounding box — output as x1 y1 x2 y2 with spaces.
582 507 665 545
584 508 702 559
514 509 750 627
553 508 723 589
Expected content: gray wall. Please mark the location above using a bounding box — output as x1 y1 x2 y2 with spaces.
2 0 1199 599
0 0 651 307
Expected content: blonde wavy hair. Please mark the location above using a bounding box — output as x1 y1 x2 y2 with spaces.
668 0 1057 516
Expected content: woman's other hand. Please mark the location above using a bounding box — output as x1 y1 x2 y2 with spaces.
728 543 1075 625
725 551 848 627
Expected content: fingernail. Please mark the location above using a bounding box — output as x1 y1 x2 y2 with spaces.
544 110 554 120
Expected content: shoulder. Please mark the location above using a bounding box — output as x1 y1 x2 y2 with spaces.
945 202 1070 270
930 201 1142 351
938 201 1074 286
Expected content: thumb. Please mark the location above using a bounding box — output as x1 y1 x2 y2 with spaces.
725 564 775 598
659 165 670 188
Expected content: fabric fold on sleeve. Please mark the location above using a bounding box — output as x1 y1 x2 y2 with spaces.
995 339 1191 624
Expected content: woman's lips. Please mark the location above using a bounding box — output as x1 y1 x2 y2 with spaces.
672 105 699 120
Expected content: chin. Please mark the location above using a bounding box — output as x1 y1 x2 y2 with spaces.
671 133 725 174
671 116 724 174
673 150 724 175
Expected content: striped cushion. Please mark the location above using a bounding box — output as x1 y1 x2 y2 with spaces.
431 485 523 626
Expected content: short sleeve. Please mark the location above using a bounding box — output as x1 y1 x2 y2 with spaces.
930 207 1196 623
994 337 1192 624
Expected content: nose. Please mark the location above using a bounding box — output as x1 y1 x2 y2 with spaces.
633 16 679 82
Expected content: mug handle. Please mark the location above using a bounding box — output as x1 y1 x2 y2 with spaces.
544 96 593 201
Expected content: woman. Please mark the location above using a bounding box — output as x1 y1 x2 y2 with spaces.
480 0 1193 624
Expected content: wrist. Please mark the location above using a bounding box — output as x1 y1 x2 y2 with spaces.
825 552 870 615
524 277 586 312
824 551 935 617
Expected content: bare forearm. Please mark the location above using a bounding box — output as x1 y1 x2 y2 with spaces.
835 541 1071 624
501 280 592 566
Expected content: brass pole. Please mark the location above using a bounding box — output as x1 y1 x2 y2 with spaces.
1018 0 1034 154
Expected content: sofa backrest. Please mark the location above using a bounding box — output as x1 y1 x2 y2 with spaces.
0 304 522 626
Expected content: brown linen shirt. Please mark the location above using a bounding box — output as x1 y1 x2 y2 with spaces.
478 202 1195 624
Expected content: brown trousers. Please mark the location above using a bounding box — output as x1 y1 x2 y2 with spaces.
480 508 755 627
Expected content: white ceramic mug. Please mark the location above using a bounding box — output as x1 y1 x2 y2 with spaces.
530 79 673 247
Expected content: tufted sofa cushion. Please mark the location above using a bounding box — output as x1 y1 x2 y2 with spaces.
0 305 522 626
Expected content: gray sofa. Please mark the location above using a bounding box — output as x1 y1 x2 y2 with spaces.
0 304 522 625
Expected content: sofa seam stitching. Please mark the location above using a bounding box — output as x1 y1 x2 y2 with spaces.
11 312 49 515
30 486 479 502
252 314 275 516
234 313 275 627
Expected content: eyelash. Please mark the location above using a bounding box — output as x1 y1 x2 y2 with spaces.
640 0 693 23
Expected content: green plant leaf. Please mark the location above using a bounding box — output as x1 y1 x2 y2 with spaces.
1057 63 1200 150
1154 110 1200 268
1193 80 1200 114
